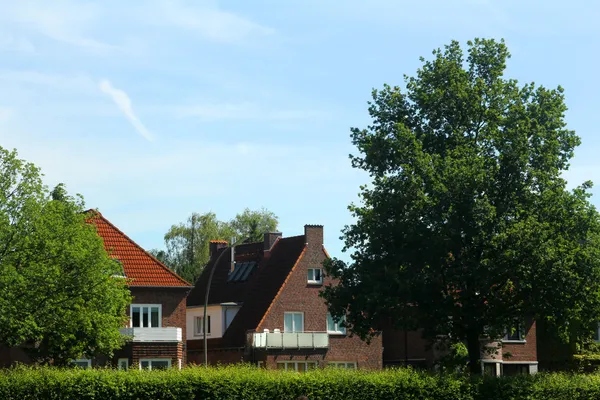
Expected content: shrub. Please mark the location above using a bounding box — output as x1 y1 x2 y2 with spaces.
2 365 600 399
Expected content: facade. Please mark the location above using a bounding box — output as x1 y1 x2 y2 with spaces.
85 211 192 369
382 320 538 375
186 225 382 370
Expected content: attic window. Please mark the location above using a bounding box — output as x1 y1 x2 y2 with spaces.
307 268 322 285
112 259 126 278
227 261 258 282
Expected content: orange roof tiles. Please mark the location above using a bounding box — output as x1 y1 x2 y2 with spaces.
87 210 192 288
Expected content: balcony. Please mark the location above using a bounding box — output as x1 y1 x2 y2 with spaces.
251 331 329 349
120 327 182 342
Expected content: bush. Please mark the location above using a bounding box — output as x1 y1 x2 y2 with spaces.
1 365 600 399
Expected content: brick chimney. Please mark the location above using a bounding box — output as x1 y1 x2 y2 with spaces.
209 240 228 259
264 232 282 251
304 224 323 245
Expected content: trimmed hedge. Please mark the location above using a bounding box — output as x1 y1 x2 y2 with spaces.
1 365 600 399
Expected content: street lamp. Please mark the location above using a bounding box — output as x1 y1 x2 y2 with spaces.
203 237 246 366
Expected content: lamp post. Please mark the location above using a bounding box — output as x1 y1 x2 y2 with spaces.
203 237 245 366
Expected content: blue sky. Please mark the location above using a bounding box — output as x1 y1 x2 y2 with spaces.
0 0 599 260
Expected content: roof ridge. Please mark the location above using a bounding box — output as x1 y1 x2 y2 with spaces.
89 210 192 287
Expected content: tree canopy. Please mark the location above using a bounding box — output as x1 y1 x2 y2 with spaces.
151 208 278 283
321 39 600 373
0 147 130 365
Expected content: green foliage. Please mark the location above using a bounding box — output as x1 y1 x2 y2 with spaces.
0 365 471 400
157 208 278 283
436 342 469 374
4 366 600 399
321 38 600 372
0 147 131 365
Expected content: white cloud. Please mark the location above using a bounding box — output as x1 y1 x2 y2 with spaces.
0 0 114 51
154 0 274 44
99 79 154 142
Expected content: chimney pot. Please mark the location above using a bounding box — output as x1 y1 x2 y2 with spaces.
264 232 282 251
304 224 324 245
209 240 228 259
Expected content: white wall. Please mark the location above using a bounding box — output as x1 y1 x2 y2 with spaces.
186 305 223 340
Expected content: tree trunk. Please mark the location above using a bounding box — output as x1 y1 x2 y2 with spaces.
466 329 481 375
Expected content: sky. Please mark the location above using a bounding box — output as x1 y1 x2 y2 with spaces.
0 0 599 260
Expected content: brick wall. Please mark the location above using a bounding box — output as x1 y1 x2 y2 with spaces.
257 225 382 369
129 287 189 365
131 342 183 368
500 320 537 362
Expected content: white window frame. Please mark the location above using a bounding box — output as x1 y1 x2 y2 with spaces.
72 359 92 369
194 315 211 337
328 361 356 369
327 312 347 335
277 361 317 372
130 304 162 328
139 358 172 370
307 268 323 284
284 312 304 333
118 358 129 370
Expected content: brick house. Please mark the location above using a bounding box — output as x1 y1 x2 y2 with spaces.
383 320 538 375
0 211 192 369
87 211 193 370
186 225 382 371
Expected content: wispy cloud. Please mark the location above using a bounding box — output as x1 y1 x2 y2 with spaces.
99 80 154 142
155 0 274 44
0 0 114 52
176 102 325 121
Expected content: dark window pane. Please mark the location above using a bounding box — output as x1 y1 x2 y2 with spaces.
151 307 159 327
152 360 170 370
132 307 140 327
143 308 149 327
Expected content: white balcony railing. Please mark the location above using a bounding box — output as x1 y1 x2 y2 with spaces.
120 327 182 342
251 331 329 349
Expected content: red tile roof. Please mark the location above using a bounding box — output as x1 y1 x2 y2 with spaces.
87 210 192 288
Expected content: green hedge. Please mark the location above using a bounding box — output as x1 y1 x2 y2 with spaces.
1 365 600 400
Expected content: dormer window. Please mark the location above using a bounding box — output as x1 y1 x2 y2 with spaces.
112 259 126 278
307 268 322 285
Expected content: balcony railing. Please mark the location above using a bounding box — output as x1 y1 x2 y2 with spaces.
251 331 329 349
120 327 182 342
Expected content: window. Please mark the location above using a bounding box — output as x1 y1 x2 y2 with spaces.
307 268 323 284
72 359 91 369
140 358 171 370
131 304 161 328
328 362 356 369
277 361 317 372
503 322 524 341
327 312 346 335
483 362 498 376
502 363 530 376
118 358 129 370
284 312 304 332
594 322 600 342
194 315 211 336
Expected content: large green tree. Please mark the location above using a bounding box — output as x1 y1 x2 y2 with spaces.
0 147 131 365
321 39 600 373
153 208 278 283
